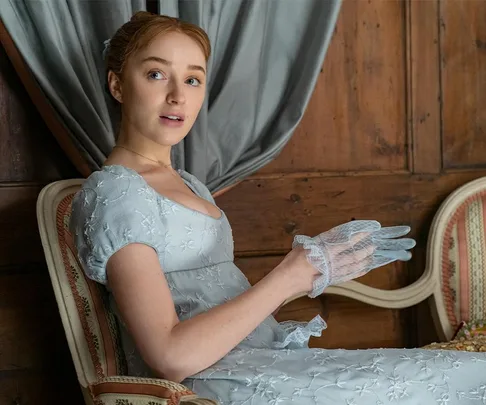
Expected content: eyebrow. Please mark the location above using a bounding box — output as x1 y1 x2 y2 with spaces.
141 56 206 74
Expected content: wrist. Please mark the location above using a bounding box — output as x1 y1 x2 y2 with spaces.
271 262 301 299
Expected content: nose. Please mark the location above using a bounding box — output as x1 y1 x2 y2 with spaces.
166 82 186 105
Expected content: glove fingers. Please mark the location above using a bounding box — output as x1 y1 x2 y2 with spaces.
346 220 381 234
319 220 381 244
373 226 411 239
370 254 397 269
333 243 375 268
343 255 400 281
375 249 412 261
374 238 416 250
333 254 375 283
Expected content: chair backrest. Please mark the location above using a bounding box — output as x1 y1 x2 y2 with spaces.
428 176 486 340
36 180 127 393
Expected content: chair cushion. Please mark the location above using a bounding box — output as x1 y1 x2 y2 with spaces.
442 191 486 331
57 193 127 378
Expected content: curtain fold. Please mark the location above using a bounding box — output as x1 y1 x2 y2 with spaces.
1 0 146 173
1 0 341 192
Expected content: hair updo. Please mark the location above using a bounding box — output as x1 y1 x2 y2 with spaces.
104 11 211 81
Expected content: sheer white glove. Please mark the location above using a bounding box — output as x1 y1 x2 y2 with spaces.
293 220 416 298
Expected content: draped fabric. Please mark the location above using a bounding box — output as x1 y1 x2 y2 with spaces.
1 0 341 192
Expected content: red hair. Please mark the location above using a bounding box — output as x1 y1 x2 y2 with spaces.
105 11 211 79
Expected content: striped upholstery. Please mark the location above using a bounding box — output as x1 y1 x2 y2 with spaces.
56 192 218 404
90 377 200 405
57 193 128 378
442 191 486 331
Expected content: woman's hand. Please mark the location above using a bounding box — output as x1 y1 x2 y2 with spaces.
274 245 322 297
275 220 416 298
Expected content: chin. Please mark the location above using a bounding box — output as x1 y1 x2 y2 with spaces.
153 131 188 146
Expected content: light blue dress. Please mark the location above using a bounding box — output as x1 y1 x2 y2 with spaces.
70 165 486 405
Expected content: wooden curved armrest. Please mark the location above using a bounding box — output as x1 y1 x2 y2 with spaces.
89 376 219 405
279 268 436 311
323 269 436 309
282 292 307 306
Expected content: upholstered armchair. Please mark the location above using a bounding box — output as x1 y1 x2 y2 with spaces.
37 179 219 405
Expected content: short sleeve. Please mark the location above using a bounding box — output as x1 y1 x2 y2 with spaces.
69 168 165 285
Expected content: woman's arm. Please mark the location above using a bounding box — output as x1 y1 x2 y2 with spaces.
107 243 312 383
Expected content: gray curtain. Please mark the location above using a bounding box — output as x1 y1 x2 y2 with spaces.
1 0 341 192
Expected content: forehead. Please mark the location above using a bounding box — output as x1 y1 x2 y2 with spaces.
137 31 206 66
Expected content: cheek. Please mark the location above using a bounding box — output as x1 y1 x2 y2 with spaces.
125 76 161 104
188 92 206 119
125 87 163 119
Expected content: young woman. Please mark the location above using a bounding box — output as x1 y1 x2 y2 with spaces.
70 11 486 405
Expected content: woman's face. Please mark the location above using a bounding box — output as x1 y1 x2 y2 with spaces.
112 31 207 145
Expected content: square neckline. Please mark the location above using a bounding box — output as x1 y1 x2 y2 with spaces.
102 164 225 221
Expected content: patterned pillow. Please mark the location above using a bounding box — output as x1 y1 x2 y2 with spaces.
422 335 486 352
422 319 486 352
441 192 486 332
454 320 486 339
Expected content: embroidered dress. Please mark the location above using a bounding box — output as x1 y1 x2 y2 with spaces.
70 165 486 405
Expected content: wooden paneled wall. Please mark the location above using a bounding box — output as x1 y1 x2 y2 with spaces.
218 0 486 349
0 0 485 403
0 44 82 403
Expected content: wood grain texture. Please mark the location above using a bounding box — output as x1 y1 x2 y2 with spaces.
236 255 412 349
0 372 83 405
0 185 45 267
1 0 486 401
441 0 486 169
0 45 77 183
0 29 81 404
408 0 442 174
0 267 84 404
218 171 486 255
0 268 73 371
0 18 90 178
261 0 407 174
220 170 486 348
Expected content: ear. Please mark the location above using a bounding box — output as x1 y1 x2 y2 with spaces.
107 71 123 103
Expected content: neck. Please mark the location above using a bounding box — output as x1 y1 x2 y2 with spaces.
116 128 172 167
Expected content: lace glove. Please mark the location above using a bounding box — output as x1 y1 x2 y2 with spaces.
293 220 416 298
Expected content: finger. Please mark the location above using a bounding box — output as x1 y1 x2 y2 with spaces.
374 238 416 250
343 253 398 280
328 220 380 237
347 220 381 234
334 244 375 267
345 232 373 249
374 249 412 261
373 225 411 239
318 220 381 245
369 254 397 269
332 254 374 283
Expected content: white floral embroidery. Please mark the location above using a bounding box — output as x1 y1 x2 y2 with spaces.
185 225 193 235
180 239 195 251
69 165 486 405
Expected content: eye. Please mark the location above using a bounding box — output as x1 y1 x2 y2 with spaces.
148 70 165 80
186 77 202 87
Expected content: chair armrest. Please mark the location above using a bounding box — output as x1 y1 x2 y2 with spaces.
282 292 307 306
89 375 219 405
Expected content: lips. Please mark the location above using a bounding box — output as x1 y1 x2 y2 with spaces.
160 113 185 122
159 114 185 128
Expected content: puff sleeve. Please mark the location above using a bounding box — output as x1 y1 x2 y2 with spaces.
69 169 165 285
